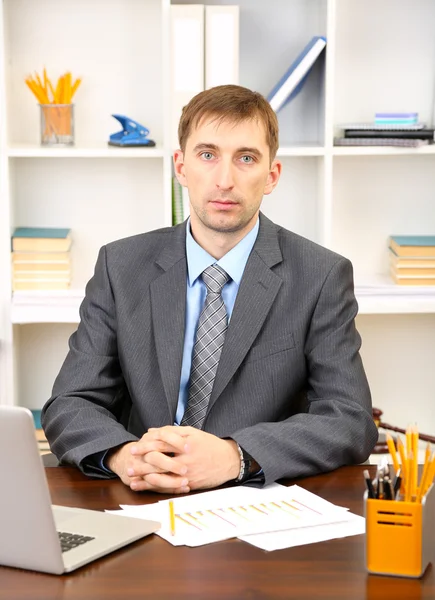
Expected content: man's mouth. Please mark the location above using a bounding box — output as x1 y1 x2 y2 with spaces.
210 199 238 209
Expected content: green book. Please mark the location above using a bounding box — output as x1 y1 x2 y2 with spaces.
390 235 435 247
172 176 184 226
13 227 71 239
30 409 42 429
389 235 435 258
12 228 72 252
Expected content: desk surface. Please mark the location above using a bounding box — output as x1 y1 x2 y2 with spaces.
0 466 433 600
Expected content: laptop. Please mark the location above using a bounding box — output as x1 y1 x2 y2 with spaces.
0 406 160 574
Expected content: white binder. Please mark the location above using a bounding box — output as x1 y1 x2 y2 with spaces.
170 4 205 150
205 6 239 89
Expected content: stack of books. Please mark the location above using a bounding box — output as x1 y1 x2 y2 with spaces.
389 235 435 285
31 409 50 455
11 227 72 291
336 113 434 148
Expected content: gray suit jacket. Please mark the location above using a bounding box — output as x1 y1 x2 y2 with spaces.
42 214 378 485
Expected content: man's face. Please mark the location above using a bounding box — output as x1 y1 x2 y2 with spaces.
174 115 281 237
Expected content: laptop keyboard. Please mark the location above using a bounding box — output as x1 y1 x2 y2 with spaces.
58 531 95 553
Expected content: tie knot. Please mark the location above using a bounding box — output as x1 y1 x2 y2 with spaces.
202 264 229 294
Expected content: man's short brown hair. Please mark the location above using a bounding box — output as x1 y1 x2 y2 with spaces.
178 84 279 162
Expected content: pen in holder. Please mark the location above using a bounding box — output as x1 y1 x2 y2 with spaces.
365 484 434 578
40 104 74 146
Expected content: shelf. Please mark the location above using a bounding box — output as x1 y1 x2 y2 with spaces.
10 279 435 324
7 143 165 158
11 290 84 324
355 276 435 314
277 145 325 157
333 145 435 156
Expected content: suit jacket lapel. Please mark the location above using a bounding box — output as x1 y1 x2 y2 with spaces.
208 214 283 411
150 223 187 420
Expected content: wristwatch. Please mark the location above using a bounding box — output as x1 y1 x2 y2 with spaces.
235 443 265 485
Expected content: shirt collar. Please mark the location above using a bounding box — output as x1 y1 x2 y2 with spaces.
186 218 259 287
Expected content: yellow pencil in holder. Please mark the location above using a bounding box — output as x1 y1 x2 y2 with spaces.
364 484 434 578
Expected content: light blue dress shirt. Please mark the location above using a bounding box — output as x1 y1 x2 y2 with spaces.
175 218 259 424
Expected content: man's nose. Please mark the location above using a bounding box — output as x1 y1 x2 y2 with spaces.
216 160 235 190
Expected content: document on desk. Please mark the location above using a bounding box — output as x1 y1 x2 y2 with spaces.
107 484 361 548
239 513 365 551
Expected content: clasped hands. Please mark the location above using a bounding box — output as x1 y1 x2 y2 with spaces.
106 426 240 494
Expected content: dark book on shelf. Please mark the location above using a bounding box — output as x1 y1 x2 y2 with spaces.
334 137 428 148
345 129 435 141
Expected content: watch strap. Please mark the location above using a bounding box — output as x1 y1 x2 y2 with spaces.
234 443 264 484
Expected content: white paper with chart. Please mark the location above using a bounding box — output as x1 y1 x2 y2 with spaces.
107 483 358 548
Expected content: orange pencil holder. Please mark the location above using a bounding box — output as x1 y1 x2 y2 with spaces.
365 484 434 578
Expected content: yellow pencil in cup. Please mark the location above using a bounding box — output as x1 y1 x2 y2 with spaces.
406 425 412 457
24 69 82 145
405 451 413 503
386 433 400 474
169 499 176 536
397 437 407 496
416 447 432 503
411 425 419 499
416 442 431 498
422 452 435 499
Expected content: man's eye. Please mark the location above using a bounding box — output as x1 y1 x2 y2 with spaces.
241 155 254 163
201 152 214 160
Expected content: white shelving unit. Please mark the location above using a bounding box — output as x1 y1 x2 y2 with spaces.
7 143 166 158
1 0 435 439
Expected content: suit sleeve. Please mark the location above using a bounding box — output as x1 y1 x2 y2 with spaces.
231 257 378 486
41 246 138 477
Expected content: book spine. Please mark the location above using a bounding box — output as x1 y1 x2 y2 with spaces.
345 129 435 140
376 112 418 119
391 267 435 276
389 242 435 258
172 176 184 225
268 37 326 112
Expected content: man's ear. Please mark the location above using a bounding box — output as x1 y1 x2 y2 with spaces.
173 149 187 187
263 159 282 195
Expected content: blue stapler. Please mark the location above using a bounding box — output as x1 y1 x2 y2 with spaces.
108 114 156 147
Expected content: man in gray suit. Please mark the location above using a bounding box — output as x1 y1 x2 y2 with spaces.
42 85 377 494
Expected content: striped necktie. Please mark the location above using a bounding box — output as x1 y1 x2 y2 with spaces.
181 264 230 428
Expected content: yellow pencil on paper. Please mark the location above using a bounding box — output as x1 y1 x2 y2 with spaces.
169 499 175 536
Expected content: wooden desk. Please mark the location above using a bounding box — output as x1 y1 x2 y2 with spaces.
0 466 433 600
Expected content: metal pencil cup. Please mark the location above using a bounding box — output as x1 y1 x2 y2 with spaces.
364 484 434 578
40 104 74 146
